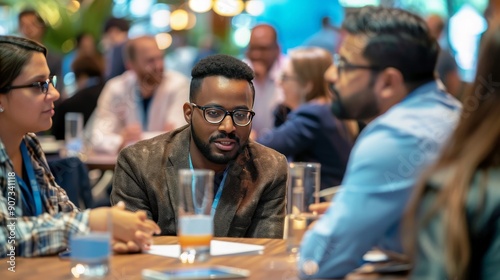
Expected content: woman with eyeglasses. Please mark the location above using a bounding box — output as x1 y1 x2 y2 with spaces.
256 47 354 194
0 35 160 258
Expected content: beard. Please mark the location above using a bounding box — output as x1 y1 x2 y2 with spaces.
138 71 163 93
190 125 242 164
329 81 380 121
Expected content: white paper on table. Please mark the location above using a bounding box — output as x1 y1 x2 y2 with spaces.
146 240 264 258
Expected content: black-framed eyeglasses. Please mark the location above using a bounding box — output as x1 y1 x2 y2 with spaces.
333 54 382 77
0 75 57 95
191 103 255 127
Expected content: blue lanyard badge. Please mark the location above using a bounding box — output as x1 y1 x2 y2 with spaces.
188 154 228 215
18 141 43 216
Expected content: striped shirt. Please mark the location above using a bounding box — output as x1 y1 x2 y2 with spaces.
0 133 90 257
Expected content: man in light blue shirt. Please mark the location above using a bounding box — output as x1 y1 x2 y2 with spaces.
298 6 463 279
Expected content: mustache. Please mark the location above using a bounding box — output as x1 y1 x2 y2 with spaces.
210 133 239 144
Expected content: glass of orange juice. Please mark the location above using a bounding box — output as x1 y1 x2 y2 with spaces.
177 169 214 263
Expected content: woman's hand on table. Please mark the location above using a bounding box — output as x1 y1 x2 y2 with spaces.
89 201 161 253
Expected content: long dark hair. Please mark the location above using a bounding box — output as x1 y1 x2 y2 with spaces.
0 36 47 90
404 23 500 278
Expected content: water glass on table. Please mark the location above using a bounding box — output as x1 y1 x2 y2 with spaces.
69 212 111 278
286 162 321 256
64 112 84 157
177 169 214 263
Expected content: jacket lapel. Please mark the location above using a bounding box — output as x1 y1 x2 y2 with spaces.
165 128 191 226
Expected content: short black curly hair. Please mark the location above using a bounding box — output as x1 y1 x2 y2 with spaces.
190 54 255 103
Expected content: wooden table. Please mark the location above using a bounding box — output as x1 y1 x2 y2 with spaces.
82 152 118 171
1 237 408 279
2 237 298 280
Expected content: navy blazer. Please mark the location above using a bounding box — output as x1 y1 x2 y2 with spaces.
258 103 353 190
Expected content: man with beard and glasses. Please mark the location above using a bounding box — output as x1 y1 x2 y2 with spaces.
110 54 288 238
298 7 462 279
88 36 190 154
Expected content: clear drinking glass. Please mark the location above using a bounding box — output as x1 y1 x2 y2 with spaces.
177 169 214 263
70 211 111 278
286 162 321 255
64 112 84 157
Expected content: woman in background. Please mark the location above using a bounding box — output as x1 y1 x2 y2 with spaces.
0 35 159 257
257 47 353 191
404 24 500 279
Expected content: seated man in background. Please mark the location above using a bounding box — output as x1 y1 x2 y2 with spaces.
88 35 189 154
244 24 287 137
298 6 462 278
110 54 288 238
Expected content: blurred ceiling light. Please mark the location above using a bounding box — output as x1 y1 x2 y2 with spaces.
232 13 254 29
213 0 244 17
449 4 487 82
130 0 153 17
189 0 213 13
156 33 173 50
170 9 189 30
67 0 81 14
186 12 197 30
245 0 264 16
233 27 251 47
151 9 171 28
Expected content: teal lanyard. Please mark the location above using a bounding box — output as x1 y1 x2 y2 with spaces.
17 141 43 216
135 87 152 130
188 154 228 215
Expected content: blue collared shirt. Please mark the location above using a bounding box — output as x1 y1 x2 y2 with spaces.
298 81 462 278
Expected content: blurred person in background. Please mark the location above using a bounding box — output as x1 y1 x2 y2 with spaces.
52 54 105 140
257 47 353 192
0 35 159 257
244 24 287 137
18 9 63 96
61 32 103 87
426 14 462 98
88 35 190 154
303 16 342 54
298 7 462 278
102 17 129 81
404 23 500 280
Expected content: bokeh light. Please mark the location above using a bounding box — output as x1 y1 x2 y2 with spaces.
245 0 264 16
155 32 173 50
189 0 213 13
170 9 189 30
233 27 251 47
213 0 244 17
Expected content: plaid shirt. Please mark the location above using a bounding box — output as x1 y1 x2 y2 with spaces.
0 133 90 258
